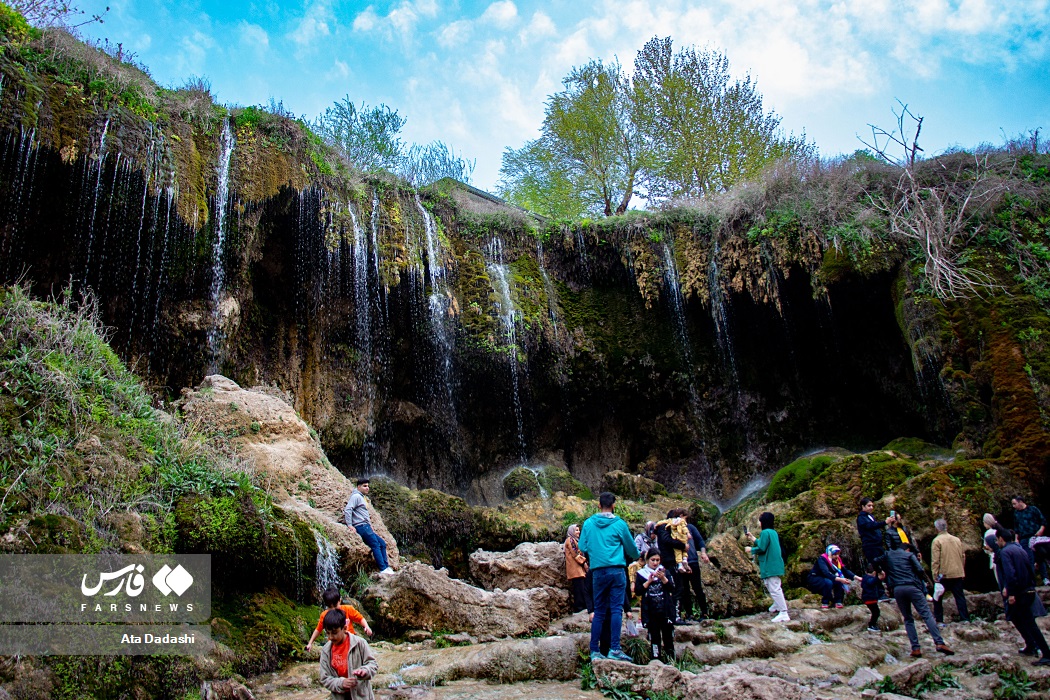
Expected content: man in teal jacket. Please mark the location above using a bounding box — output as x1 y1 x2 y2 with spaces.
746 511 790 622
579 492 640 661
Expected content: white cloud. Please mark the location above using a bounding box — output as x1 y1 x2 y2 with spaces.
290 1 331 49
480 1 518 29
175 30 216 78
238 22 269 54
438 20 473 48
353 0 440 40
519 11 556 44
353 8 378 32
325 59 351 82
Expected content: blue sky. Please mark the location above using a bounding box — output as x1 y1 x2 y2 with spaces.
76 0 1050 192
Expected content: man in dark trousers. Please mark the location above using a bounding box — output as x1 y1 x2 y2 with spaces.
997 528 1050 665
655 508 691 625
857 497 887 566
680 520 711 622
876 543 955 658
1012 495 1047 579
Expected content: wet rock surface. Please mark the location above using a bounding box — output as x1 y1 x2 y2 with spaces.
469 541 566 591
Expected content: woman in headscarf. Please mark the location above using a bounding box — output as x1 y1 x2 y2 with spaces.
983 513 1000 585
807 544 862 609
564 523 590 612
635 521 657 560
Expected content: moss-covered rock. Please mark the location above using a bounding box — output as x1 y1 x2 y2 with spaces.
600 470 668 502
503 467 541 500
766 449 850 502
536 465 592 499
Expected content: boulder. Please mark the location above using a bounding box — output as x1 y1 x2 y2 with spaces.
178 375 400 574
886 659 932 690
594 658 805 700
701 532 769 616
849 667 884 688
469 541 566 591
363 561 569 637
600 470 667 501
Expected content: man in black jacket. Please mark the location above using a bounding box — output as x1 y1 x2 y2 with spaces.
680 521 710 621
856 497 886 566
876 544 954 658
655 508 691 625
997 528 1050 665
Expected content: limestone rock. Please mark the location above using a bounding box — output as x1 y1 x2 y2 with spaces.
595 657 804 700
363 561 569 637
887 659 932 689
469 541 566 592
201 679 255 700
702 532 769 616
600 470 667 501
178 375 399 573
849 667 884 687
376 688 437 700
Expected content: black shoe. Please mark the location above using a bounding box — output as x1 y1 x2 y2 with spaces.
1033 657 1050 666
1020 647 1039 657
673 618 689 625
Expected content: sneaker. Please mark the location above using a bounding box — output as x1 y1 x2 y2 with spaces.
673 618 689 626
1044 578 1049 586
607 649 633 662
834 603 844 609
772 612 791 623
1020 647 1038 657
590 651 606 661
820 604 829 610
867 625 880 633
379 567 395 574
935 643 955 656
1034 657 1050 666
910 649 923 658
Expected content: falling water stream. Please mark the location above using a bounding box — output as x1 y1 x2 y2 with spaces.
486 238 527 464
206 116 235 371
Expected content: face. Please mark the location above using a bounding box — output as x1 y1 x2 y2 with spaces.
862 502 874 514
1012 499 1023 510
648 555 661 569
359 483 370 494
325 627 347 644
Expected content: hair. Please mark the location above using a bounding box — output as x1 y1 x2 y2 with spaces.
356 478 370 486
934 519 947 532
865 561 876 574
901 542 916 553
859 497 873 508
996 527 1015 542
759 512 775 530
647 551 661 562
599 492 616 509
1012 495 1027 504
322 587 341 608
982 513 997 528
323 608 347 632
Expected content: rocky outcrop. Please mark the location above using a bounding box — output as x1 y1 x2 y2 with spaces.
700 532 770 617
594 657 805 700
469 541 566 591
178 375 400 574
362 561 569 638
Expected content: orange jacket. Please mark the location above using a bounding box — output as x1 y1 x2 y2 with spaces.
564 537 587 579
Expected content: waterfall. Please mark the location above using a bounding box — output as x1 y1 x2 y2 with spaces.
314 530 343 595
707 241 738 383
535 237 562 334
206 116 235 371
661 242 701 411
486 238 527 464
415 194 456 412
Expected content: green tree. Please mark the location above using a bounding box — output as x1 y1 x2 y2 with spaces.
398 140 475 186
632 36 813 199
499 59 651 217
314 96 406 173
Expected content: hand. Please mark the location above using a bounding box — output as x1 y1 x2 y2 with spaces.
855 576 863 582
352 668 370 678
363 625 373 636
700 553 710 564
744 546 752 555
746 532 756 543
625 611 632 619
305 642 313 652
1008 595 1016 605
589 613 595 622
341 678 358 690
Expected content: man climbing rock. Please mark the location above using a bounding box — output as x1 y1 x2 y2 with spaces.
345 478 393 574
876 543 954 658
579 491 639 662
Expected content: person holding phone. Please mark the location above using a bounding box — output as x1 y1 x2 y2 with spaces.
635 552 677 661
745 512 790 623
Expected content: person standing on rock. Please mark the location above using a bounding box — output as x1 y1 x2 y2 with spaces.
997 527 1050 665
1012 495 1047 579
565 523 591 613
884 511 915 553
635 551 676 662
876 543 954 657
857 497 887 566
655 508 691 624
344 478 393 575
931 518 969 624
579 491 639 662
680 520 710 621
745 512 790 623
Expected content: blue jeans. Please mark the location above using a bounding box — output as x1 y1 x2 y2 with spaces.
590 566 626 654
354 524 389 570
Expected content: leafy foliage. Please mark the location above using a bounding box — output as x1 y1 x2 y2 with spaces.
993 669 1035 699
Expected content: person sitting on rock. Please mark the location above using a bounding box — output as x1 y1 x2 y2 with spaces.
564 523 591 613
875 543 954 658
807 544 861 609
635 551 676 662
344 478 393 575
306 587 372 652
319 608 379 700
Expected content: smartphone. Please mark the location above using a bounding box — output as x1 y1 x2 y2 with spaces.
890 510 896 518
744 528 751 536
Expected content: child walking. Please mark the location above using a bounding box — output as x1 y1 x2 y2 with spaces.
635 552 677 661
861 564 884 632
306 588 372 652
319 608 379 699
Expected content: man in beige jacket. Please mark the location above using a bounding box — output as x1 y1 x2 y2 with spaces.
319 608 379 700
931 518 970 623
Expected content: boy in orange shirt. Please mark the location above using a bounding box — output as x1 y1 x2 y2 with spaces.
306 588 372 652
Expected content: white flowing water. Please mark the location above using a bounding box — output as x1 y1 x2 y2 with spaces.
415 194 455 411
314 530 343 595
661 242 701 411
487 238 527 464
708 241 738 382
206 117 235 370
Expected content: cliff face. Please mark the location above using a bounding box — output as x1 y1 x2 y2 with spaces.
2 25 1047 505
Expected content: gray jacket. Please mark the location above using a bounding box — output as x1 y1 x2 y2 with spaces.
319 633 378 700
344 490 371 528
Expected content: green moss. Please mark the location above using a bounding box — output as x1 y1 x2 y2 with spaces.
0 3 32 44
767 453 840 501
881 437 951 459
503 467 541 499
599 470 667 502
537 465 592 499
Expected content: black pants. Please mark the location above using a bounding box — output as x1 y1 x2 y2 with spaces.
571 577 591 613
1011 590 1050 656
933 577 969 623
678 564 709 619
866 602 881 628
647 613 675 661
